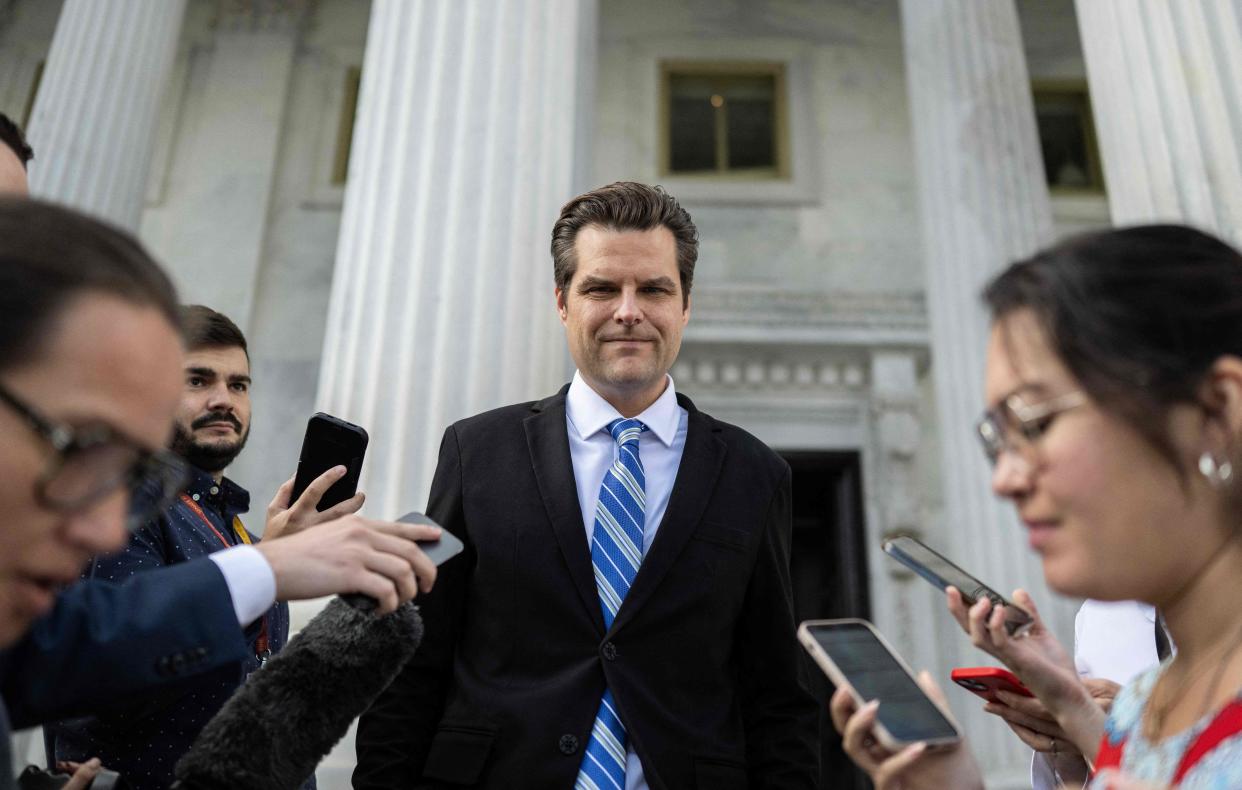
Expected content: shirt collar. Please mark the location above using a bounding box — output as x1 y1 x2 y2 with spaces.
566 370 680 447
183 464 250 515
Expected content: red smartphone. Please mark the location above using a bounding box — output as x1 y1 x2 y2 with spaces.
950 667 1033 703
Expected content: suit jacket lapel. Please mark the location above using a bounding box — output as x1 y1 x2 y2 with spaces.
609 395 726 635
524 389 606 634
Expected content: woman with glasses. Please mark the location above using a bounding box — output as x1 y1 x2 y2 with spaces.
832 224 1242 789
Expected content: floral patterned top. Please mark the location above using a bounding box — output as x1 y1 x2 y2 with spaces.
1091 663 1242 788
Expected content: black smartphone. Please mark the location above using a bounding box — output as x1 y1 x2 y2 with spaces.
798 619 961 750
882 535 1033 636
289 413 368 511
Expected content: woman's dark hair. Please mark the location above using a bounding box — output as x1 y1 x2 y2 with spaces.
551 181 698 306
0 197 180 372
983 224 1242 470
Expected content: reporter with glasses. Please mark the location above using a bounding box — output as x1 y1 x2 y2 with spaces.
832 225 1242 789
0 197 441 787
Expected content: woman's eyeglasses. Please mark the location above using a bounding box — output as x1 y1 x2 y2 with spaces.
976 391 1086 465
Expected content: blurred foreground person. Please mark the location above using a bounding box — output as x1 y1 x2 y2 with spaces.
832 225 1242 789
0 197 439 787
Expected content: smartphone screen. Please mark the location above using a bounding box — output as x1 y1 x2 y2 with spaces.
802 620 959 745
290 413 368 511
882 536 1032 635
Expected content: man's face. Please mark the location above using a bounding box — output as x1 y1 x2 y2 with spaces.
556 225 690 411
0 144 28 196
170 346 252 473
0 294 183 646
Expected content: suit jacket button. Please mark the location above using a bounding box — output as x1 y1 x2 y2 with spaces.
602 642 618 661
558 734 579 755
155 656 172 676
171 652 187 674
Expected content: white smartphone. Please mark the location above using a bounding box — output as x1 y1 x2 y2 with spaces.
799 618 962 751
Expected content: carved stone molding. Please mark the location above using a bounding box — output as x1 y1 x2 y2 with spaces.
686 396 866 427
685 285 929 346
673 347 870 394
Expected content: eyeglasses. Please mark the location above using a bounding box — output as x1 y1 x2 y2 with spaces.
976 391 1086 466
0 381 189 529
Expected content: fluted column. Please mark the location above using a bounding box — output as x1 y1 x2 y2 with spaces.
1076 0 1242 243
901 0 1075 780
25 0 187 230
868 351 945 683
319 0 597 520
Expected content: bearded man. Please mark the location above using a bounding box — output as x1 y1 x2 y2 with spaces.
48 305 357 790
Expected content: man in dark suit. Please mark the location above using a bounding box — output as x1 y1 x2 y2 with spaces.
355 182 819 789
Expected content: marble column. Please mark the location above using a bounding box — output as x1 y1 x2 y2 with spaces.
900 0 1075 780
867 351 944 684
25 0 187 230
139 1 304 333
319 0 597 526
1076 0 1242 243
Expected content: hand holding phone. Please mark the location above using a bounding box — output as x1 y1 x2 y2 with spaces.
800 619 961 750
817 620 986 790
340 512 464 612
882 536 1033 636
265 465 365 541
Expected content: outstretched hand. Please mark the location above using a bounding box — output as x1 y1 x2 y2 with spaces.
256 515 440 614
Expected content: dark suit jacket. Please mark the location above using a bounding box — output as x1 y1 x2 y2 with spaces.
355 388 819 789
0 557 248 728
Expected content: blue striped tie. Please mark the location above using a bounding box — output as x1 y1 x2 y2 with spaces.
576 418 647 790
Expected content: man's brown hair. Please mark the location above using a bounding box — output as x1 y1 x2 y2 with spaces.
180 305 247 357
550 181 698 306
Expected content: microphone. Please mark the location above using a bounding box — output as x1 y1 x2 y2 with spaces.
171 596 423 790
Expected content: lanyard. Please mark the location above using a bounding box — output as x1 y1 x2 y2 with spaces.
179 492 270 662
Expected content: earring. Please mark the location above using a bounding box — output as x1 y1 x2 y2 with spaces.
1199 452 1234 487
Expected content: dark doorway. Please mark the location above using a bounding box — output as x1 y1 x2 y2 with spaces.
783 451 872 790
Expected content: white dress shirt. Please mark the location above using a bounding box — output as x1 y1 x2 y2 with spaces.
565 370 688 790
208 545 277 627
1030 599 1163 789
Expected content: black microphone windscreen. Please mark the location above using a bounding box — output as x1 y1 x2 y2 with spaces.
172 597 423 790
